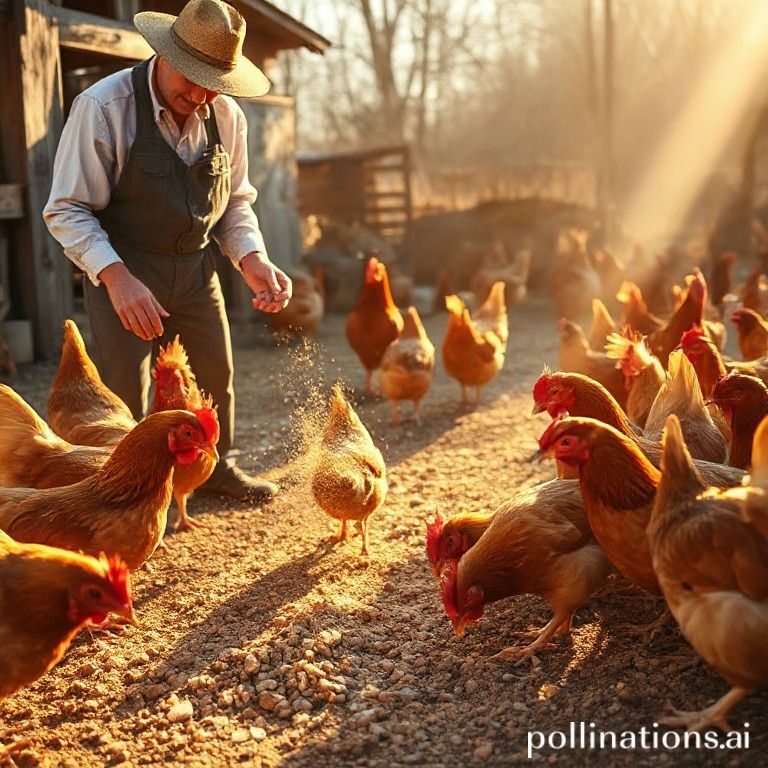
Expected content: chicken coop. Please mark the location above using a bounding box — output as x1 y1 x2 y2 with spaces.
298 145 413 246
0 0 330 360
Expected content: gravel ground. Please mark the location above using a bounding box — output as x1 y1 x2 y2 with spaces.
0 296 764 768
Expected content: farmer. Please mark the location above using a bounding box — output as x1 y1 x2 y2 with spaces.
44 0 291 501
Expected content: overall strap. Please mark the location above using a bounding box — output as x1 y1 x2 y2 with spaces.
203 103 223 150
131 59 158 140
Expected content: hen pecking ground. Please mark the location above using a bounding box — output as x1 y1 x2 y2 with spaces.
0 298 763 767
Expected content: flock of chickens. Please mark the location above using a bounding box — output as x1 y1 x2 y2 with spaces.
4 236 768 758
428 235 768 735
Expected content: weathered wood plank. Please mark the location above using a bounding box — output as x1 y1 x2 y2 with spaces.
14 0 72 359
0 184 24 220
52 5 152 60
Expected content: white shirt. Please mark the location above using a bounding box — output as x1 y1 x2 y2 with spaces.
43 56 268 286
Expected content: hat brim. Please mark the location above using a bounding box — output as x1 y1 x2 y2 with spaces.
134 12 271 98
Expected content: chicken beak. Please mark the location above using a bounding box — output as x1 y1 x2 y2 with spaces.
116 603 138 626
529 448 547 462
203 444 220 463
431 561 445 580
453 616 468 638
531 402 546 416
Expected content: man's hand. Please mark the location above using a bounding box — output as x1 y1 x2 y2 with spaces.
98 262 170 341
240 252 292 313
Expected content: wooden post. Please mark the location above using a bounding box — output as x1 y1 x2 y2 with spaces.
0 0 71 360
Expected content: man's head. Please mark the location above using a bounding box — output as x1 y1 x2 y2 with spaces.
155 56 220 120
135 0 270 99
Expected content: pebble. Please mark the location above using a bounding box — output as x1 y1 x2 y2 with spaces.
474 742 494 760
167 700 194 724
231 729 251 743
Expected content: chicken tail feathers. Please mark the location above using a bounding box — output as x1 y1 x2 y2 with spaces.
644 350 707 438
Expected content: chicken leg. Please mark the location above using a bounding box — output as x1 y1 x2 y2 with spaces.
660 686 750 732
325 519 350 546
389 401 402 426
491 610 573 661
174 493 206 532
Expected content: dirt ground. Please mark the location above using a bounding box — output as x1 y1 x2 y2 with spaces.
0 297 764 768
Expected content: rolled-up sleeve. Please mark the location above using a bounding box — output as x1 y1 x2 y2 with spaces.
43 93 123 286
212 101 269 269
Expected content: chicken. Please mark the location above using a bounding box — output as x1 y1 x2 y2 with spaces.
0 409 219 570
536 417 662 593
731 307 768 361
709 373 768 469
312 385 387 555
0 531 133 757
604 331 664 428
588 299 617 351
549 229 601 320
679 325 728 399
47 319 136 447
0 384 108 489
439 480 612 660
442 284 507 405
426 509 494 578
732 415 768 538
557 319 627 408
266 267 324 336
647 415 768 731
648 269 707 368
616 281 664 336
532 369 741 480
740 262 768 314
149 337 218 532
379 307 435 425
642 350 729 466
346 256 404 395
709 250 738 308
592 248 625 306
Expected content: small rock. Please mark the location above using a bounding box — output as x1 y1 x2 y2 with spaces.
231 729 251 744
474 742 493 760
250 727 267 741
167 700 194 723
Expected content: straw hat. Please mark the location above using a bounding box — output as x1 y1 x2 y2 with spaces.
134 0 270 98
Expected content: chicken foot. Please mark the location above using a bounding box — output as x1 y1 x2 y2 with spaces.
389 401 402 426
174 495 207 532
491 611 573 662
325 519 350 546
618 607 671 639
660 686 751 732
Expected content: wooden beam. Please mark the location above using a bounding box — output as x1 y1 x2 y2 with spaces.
51 5 152 60
8 0 73 359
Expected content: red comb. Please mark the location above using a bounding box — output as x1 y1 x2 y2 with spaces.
100 554 131 603
426 513 444 566
679 325 707 348
194 407 220 446
532 370 553 404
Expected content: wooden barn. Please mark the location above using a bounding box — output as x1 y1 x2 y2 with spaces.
0 0 329 360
